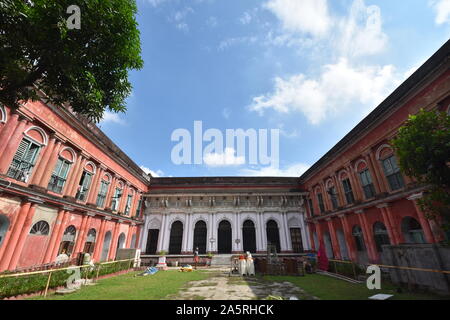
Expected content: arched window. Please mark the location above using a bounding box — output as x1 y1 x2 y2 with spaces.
326 180 339 210
30 220 50 235
111 181 123 212
58 225 77 255
0 215 10 247
266 220 281 253
7 138 42 182
76 162 96 201
373 222 390 252
96 173 111 207
377 146 404 191
352 226 366 252
84 228 96 254
169 221 183 254
193 220 207 254
340 171 355 205
401 217 426 244
242 220 257 253
0 104 6 123
356 159 376 199
116 233 126 257
101 231 112 261
48 149 75 193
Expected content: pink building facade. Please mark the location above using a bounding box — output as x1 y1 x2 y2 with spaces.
0 97 149 272
301 41 450 264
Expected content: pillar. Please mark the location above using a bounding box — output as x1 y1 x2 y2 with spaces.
356 210 378 263
73 214 91 254
68 157 87 197
42 207 66 263
50 208 72 260
0 111 19 156
377 204 399 245
63 153 82 196
29 136 56 186
366 151 387 193
108 220 120 260
408 193 436 243
157 214 167 253
8 201 40 270
0 116 28 174
326 218 341 260
93 218 107 262
339 214 357 262
0 200 32 271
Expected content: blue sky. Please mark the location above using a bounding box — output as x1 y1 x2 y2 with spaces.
98 0 450 177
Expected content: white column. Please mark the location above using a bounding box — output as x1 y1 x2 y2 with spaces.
140 216 150 252
185 213 193 253
181 214 189 253
282 212 292 251
211 213 217 252
259 212 266 251
157 213 167 252
300 212 310 250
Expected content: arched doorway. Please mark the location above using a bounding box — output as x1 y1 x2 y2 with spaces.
352 225 368 264
193 221 207 254
242 220 256 253
401 217 426 243
336 229 349 260
169 221 183 254
116 232 126 257
373 222 390 252
323 231 334 258
0 215 10 247
84 228 96 254
131 234 136 249
101 231 112 261
218 220 232 254
266 220 281 253
58 225 77 256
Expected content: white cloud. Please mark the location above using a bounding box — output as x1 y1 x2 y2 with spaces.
264 0 331 37
240 162 310 177
206 16 218 27
222 108 231 119
430 0 450 24
263 0 388 58
140 165 165 177
99 111 126 125
337 0 388 58
240 12 253 25
144 0 167 7
169 7 194 32
204 147 245 167
218 36 258 51
249 58 400 124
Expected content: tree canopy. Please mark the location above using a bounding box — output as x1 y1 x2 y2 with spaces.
0 0 143 122
392 109 450 237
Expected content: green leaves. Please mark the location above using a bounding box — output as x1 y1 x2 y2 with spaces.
0 0 143 122
392 109 450 238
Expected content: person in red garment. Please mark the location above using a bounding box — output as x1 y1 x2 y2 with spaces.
317 242 329 271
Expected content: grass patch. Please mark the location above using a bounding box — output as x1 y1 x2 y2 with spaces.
264 274 449 300
30 270 210 300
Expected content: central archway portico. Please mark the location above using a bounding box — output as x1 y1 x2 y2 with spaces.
217 220 232 254
141 177 310 257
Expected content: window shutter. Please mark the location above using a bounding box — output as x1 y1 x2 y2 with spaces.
53 158 63 176
14 139 30 161
23 143 40 165
60 161 70 179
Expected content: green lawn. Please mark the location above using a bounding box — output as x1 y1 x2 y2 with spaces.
264 274 449 300
30 270 209 300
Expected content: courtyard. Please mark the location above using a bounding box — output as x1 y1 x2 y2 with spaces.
29 268 448 301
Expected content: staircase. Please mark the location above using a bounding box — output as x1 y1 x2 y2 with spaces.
210 254 232 267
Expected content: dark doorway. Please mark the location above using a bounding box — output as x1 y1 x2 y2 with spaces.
169 221 183 254
290 228 303 253
146 229 159 254
193 221 207 254
242 220 256 253
218 220 232 254
266 220 281 253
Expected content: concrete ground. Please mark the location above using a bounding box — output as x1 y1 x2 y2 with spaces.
168 267 319 300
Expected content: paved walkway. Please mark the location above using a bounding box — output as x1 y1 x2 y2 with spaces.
169 268 319 300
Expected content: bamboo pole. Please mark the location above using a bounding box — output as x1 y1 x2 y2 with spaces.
44 271 52 298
